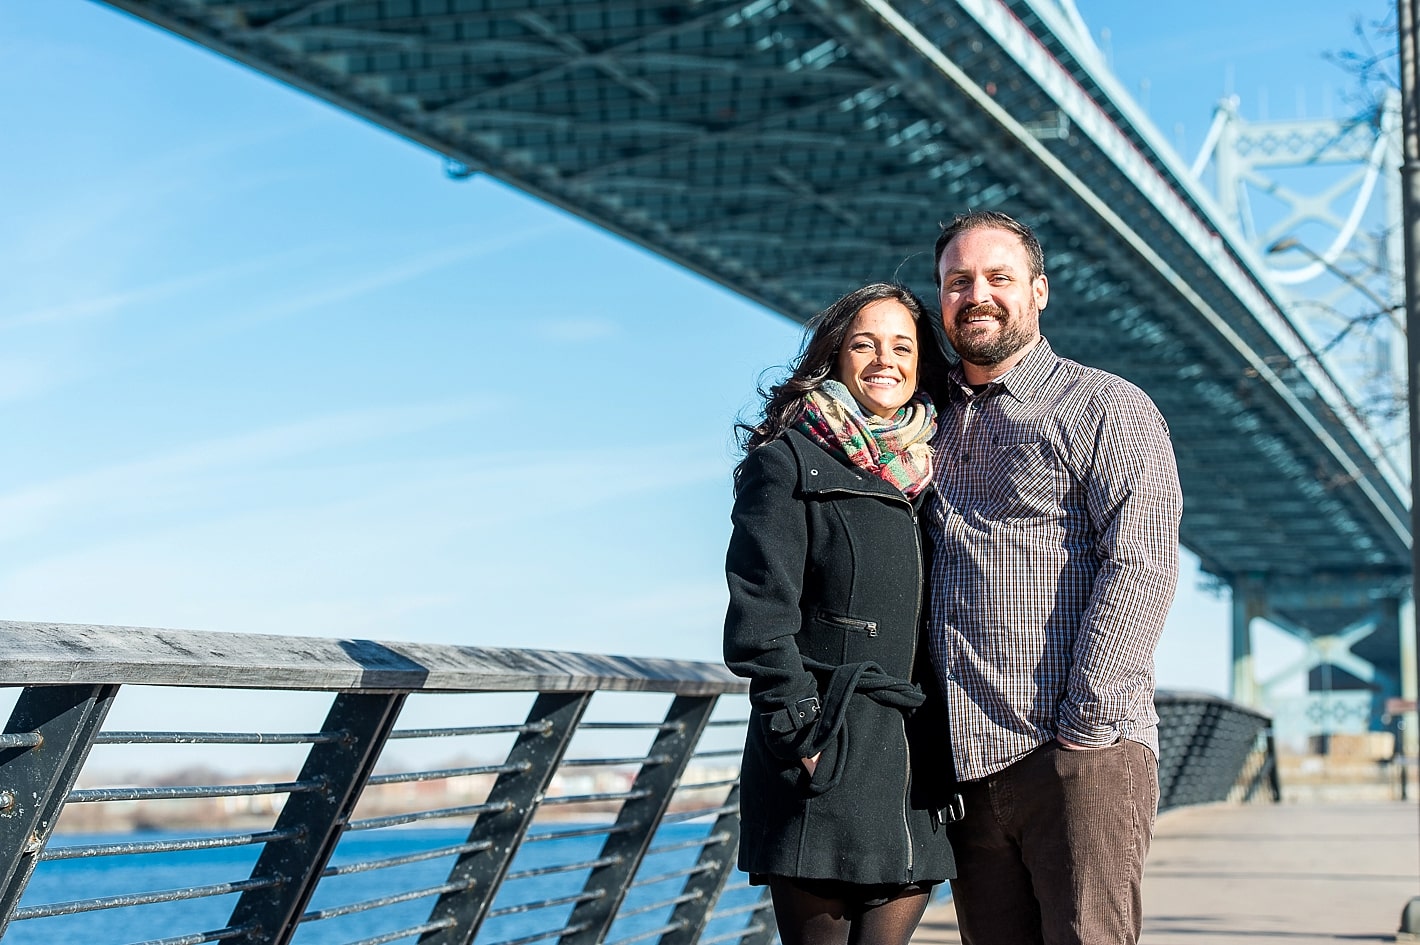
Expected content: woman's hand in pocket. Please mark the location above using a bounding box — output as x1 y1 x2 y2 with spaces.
801 753 821 774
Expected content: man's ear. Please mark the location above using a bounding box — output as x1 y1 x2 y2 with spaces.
1035 274 1049 312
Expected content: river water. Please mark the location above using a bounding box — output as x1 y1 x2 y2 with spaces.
9 823 764 945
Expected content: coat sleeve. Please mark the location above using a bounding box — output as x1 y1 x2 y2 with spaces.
723 442 821 761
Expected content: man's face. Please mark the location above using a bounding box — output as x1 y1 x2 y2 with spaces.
937 226 1048 380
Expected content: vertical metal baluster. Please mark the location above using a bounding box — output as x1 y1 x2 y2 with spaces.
559 694 718 945
227 691 406 945
420 691 593 945
657 781 744 945
0 684 117 936
737 888 778 945
1260 728 1282 802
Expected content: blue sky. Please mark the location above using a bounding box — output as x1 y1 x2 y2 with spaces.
0 0 1394 713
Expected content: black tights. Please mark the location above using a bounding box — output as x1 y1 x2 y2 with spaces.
767 876 933 945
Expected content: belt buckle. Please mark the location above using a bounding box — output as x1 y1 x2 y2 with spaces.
792 696 821 728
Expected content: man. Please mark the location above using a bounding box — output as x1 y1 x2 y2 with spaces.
924 210 1183 945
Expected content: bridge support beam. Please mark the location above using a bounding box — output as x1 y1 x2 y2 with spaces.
1230 582 1265 708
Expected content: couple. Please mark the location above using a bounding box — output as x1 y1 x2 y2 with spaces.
724 211 1184 945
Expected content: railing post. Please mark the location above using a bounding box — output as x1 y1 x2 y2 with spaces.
0 684 117 937
227 691 406 945
1236 726 1276 803
1260 729 1282 802
420 691 593 945
658 782 744 945
560 694 719 945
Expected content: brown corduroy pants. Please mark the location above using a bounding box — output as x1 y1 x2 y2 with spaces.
946 738 1158 945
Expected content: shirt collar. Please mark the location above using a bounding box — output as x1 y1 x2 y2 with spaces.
947 335 1057 402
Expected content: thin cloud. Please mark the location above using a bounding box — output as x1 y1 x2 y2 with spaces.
217 223 568 329
0 438 733 653
535 317 620 343
0 398 492 543
3 117 332 270
0 355 75 404
0 251 294 330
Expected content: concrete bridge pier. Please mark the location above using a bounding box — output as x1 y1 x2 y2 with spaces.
1229 579 1266 708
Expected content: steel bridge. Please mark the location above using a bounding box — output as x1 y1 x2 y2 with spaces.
94 0 1415 737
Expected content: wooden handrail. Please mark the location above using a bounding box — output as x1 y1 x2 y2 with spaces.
0 621 747 695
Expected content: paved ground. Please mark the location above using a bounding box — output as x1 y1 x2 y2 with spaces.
912 801 1420 944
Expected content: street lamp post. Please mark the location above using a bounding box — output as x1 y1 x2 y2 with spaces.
1398 0 1420 937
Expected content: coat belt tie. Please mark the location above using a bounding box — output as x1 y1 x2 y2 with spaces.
793 658 923 795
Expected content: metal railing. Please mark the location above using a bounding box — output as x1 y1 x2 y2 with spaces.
0 623 1275 945
1155 690 1280 811
0 622 771 945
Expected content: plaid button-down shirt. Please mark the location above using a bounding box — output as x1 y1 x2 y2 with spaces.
925 337 1182 782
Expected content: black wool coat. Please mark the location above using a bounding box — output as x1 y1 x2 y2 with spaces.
724 429 956 886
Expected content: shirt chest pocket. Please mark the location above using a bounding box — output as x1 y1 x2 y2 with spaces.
984 439 1062 521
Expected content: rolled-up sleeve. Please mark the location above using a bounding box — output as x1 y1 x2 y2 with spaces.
1058 383 1183 747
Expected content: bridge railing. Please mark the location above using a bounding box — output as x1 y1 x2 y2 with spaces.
0 623 1274 945
0 621 771 945
1155 690 1280 811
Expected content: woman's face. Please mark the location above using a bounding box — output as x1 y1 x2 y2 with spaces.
834 298 919 419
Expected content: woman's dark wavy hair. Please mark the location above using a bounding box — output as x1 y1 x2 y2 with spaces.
734 282 946 480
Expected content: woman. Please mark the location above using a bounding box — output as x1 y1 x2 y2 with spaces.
724 283 956 945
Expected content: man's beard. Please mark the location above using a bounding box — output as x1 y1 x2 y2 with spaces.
947 302 1035 367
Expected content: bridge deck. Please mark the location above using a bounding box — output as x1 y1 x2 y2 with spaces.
913 801 1419 944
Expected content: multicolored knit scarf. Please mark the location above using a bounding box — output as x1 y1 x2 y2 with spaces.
794 381 936 497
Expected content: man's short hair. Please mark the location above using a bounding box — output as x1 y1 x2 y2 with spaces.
933 210 1045 285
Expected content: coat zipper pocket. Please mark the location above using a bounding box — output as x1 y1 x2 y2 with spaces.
814 611 878 637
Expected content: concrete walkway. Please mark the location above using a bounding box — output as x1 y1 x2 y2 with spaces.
912 801 1420 944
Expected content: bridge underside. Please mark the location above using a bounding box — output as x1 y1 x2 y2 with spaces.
99 2 1410 613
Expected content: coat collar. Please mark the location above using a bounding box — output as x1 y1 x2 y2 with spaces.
781 428 913 501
